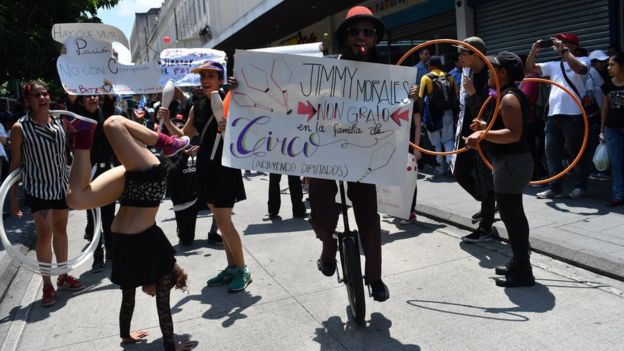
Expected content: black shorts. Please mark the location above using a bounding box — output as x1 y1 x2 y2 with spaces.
197 160 246 208
25 194 69 213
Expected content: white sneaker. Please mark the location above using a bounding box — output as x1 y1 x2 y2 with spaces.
568 188 587 199
536 189 563 199
399 212 417 225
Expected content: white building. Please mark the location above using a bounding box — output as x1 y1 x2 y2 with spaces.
130 0 213 63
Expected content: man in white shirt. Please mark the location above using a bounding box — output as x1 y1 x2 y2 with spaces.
526 33 592 199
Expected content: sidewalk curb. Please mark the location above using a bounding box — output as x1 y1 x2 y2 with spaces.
416 203 624 282
0 242 32 304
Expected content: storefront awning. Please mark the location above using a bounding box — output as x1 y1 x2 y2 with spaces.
214 0 361 51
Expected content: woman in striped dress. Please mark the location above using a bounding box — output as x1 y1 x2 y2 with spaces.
9 81 84 307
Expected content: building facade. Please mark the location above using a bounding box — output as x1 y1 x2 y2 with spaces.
130 0 213 64
129 0 622 66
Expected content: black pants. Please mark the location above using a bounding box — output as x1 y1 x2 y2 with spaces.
175 201 218 245
453 149 495 230
496 192 531 270
267 173 306 216
526 119 547 180
87 165 116 260
308 179 381 284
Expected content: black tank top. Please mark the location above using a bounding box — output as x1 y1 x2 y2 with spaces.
192 91 225 163
487 85 530 157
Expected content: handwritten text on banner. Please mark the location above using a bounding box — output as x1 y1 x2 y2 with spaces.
222 50 416 187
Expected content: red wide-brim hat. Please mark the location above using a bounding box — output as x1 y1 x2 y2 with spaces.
336 6 385 45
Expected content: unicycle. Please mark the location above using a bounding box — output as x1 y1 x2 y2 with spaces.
335 181 366 325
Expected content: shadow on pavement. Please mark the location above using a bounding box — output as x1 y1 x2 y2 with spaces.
170 285 261 328
137 333 197 351
244 218 311 235
0 279 117 324
407 283 555 321
313 312 420 350
173 239 222 256
380 222 443 246
458 238 509 270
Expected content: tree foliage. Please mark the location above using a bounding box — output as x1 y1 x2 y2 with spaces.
0 0 120 93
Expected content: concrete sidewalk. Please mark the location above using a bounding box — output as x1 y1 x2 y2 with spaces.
4 171 624 351
415 168 624 281
1 171 624 351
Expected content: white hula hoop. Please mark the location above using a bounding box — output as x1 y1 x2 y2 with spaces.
0 168 102 276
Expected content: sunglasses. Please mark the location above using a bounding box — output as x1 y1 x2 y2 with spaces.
347 27 377 37
29 91 50 98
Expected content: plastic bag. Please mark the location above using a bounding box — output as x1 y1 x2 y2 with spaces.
593 143 609 171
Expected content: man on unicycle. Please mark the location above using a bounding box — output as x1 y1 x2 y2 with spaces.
308 6 389 303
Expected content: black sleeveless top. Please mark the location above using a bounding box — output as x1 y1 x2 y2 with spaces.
486 85 530 157
192 91 225 163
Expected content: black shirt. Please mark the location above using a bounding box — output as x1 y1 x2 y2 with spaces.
192 92 226 164
461 67 490 138
486 85 530 157
601 80 624 129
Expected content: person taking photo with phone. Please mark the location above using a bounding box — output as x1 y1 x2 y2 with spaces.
526 33 592 200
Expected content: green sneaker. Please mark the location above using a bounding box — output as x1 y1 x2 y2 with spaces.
228 266 252 292
207 267 235 287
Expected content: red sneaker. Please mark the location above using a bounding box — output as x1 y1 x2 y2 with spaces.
50 110 97 133
50 110 97 149
161 135 190 157
57 274 84 291
42 284 56 307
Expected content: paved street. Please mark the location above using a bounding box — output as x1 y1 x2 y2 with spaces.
1 171 624 350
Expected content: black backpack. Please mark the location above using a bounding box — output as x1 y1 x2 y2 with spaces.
425 72 454 119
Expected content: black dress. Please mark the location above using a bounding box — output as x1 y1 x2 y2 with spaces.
193 95 246 208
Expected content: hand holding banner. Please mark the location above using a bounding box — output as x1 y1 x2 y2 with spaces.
210 91 225 160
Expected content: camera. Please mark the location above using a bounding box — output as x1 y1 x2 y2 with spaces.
539 38 554 48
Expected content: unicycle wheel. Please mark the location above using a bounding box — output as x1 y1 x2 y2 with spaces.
342 235 366 325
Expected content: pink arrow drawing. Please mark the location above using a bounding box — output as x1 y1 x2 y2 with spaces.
390 108 409 126
297 101 317 121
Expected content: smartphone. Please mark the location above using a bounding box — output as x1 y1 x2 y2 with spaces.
539 38 554 48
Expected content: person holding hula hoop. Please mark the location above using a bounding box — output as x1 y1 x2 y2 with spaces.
64 106 193 349
463 51 535 287
9 80 84 307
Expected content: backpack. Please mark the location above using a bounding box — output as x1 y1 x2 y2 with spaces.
425 72 454 119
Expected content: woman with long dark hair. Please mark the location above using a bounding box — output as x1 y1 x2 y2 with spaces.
64 109 192 350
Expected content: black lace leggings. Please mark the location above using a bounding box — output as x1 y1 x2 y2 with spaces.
120 271 176 351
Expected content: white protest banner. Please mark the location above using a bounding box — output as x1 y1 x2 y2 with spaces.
223 49 416 186
251 42 324 57
52 23 129 48
159 48 227 87
376 153 418 219
53 23 162 95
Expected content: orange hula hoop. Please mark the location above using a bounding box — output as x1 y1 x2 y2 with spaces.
474 77 589 186
396 38 503 156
